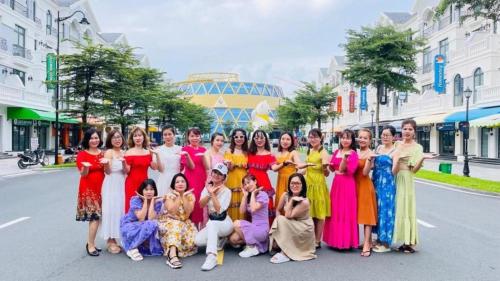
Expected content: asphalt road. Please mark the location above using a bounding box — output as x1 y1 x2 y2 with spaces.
0 168 499 281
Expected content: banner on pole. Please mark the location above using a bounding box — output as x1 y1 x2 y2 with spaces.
434 54 446 94
46 53 57 90
360 87 367 111
349 91 355 113
336 96 342 114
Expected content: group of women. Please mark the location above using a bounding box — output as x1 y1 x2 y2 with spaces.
75 118 431 271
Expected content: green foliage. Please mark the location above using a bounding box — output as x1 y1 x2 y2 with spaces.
435 0 500 33
294 82 337 131
276 97 310 131
342 25 425 94
222 120 234 138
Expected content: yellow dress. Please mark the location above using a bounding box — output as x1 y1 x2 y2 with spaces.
275 152 297 208
305 150 331 219
224 151 248 220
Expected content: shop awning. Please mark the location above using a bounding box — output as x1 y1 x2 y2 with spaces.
414 113 449 125
470 113 500 128
7 107 79 124
444 106 500 122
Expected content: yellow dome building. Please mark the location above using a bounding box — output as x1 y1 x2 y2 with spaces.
177 73 284 134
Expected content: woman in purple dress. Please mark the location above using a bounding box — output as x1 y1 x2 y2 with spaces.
229 174 270 258
120 179 164 261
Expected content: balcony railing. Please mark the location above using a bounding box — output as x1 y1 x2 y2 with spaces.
0 37 7 52
11 1 29 18
12 44 32 60
0 83 52 110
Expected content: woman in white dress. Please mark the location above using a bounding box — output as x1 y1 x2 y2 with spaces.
157 125 184 196
100 129 127 254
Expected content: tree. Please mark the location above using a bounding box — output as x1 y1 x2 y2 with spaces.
294 82 337 131
222 120 234 138
276 97 310 132
59 39 117 129
435 0 500 33
342 25 425 141
133 68 165 134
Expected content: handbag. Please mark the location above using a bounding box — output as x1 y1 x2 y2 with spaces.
208 210 227 221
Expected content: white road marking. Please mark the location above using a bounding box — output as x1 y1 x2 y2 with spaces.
2 171 35 178
417 219 436 228
416 180 500 199
0 217 30 229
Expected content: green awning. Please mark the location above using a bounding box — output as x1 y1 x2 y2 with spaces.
7 107 79 124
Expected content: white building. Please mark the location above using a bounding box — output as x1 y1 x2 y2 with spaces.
320 0 500 160
0 0 148 153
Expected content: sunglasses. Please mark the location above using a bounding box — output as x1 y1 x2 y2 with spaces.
233 135 245 139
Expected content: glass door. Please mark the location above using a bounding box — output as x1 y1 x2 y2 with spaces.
439 130 455 155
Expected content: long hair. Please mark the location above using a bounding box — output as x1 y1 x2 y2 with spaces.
248 129 270 154
287 173 307 198
210 132 224 145
127 127 149 149
81 128 102 149
339 129 357 151
229 128 248 154
278 131 296 152
307 128 323 155
137 178 158 197
170 173 189 192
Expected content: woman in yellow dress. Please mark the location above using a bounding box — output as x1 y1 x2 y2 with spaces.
272 132 302 209
224 128 249 220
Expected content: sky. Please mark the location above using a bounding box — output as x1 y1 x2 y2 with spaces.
90 0 414 95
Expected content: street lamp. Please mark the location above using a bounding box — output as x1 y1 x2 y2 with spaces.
54 11 90 164
370 108 375 130
463 87 472 177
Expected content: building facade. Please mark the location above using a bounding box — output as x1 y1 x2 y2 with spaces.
320 0 500 160
177 72 284 135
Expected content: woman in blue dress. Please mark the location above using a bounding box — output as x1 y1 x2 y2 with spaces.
120 179 164 261
370 125 397 253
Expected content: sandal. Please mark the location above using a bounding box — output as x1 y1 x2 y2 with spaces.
270 252 290 264
166 254 183 269
107 243 121 254
360 250 372 257
126 249 144 261
398 245 416 253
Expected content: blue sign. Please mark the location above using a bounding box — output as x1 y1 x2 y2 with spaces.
360 86 368 111
434 54 446 94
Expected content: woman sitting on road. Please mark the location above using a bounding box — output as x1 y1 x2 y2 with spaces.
158 173 198 269
269 173 316 264
229 174 269 258
120 179 163 261
195 163 233 271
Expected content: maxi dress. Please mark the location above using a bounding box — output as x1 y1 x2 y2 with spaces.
224 151 248 220
181 145 206 225
76 150 105 221
305 150 330 220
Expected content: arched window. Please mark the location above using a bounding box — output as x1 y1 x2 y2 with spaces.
46 10 52 35
473 68 484 89
453 74 463 107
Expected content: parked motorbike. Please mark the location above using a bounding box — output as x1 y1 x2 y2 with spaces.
64 146 80 164
17 148 49 169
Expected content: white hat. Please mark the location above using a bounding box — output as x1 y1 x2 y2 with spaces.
212 162 228 176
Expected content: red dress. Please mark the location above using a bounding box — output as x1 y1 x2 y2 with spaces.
124 154 152 212
247 153 276 221
76 150 105 221
181 145 207 225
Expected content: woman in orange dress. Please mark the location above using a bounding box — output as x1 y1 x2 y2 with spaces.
273 132 301 208
124 127 160 213
356 129 378 257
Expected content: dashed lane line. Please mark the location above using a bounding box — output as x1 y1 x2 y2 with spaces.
417 219 436 228
0 217 30 230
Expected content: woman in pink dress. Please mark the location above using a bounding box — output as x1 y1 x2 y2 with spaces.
181 128 206 227
124 127 160 213
204 132 226 180
323 129 359 249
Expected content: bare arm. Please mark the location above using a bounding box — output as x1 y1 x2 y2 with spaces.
276 193 287 216
182 193 195 217
288 200 309 219
249 191 263 213
149 150 159 171
134 199 149 222
103 150 113 175
320 150 330 177
147 199 158 220
239 192 248 215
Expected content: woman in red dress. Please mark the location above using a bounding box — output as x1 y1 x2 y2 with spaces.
247 130 279 222
76 128 105 256
124 127 160 213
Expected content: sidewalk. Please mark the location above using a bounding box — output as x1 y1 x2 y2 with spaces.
424 159 500 182
0 155 58 177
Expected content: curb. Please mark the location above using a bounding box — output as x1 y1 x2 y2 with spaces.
416 178 500 197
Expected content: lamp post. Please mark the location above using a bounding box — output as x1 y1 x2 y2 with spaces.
54 11 90 164
463 87 472 177
370 108 375 130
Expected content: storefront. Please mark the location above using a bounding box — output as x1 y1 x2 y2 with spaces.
417 126 431 153
437 122 455 155
12 119 32 151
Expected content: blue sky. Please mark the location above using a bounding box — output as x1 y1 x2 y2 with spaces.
90 0 414 94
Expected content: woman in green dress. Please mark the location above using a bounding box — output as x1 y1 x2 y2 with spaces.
392 119 434 253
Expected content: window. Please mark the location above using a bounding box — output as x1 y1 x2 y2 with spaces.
422 83 433 93
423 47 432 73
439 38 449 60
473 67 484 102
32 1 36 21
453 74 463 106
481 128 489 157
46 10 52 35
13 25 26 58
34 39 37 51
12 69 26 85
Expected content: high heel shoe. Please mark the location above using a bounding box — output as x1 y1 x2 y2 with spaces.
86 243 99 257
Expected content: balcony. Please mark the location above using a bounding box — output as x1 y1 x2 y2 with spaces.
0 83 52 110
12 44 32 61
475 85 500 107
0 37 7 52
449 34 500 61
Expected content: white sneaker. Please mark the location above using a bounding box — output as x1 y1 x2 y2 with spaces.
201 254 217 271
239 245 260 258
373 245 391 253
217 237 227 251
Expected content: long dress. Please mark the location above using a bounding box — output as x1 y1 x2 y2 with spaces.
355 158 377 226
247 153 276 221
224 151 248 220
269 196 316 261
156 145 182 196
239 191 269 253
120 196 163 256
323 150 359 249
76 150 105 221
124 154 152 213
181 145 207 225
275 152 297 208
101 158 125 240
158 192 198 257
372 149 396 245
305 150 330 220
392 144 423 245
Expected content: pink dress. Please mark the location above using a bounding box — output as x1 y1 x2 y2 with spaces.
323 150 359 249
181 145 207 225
